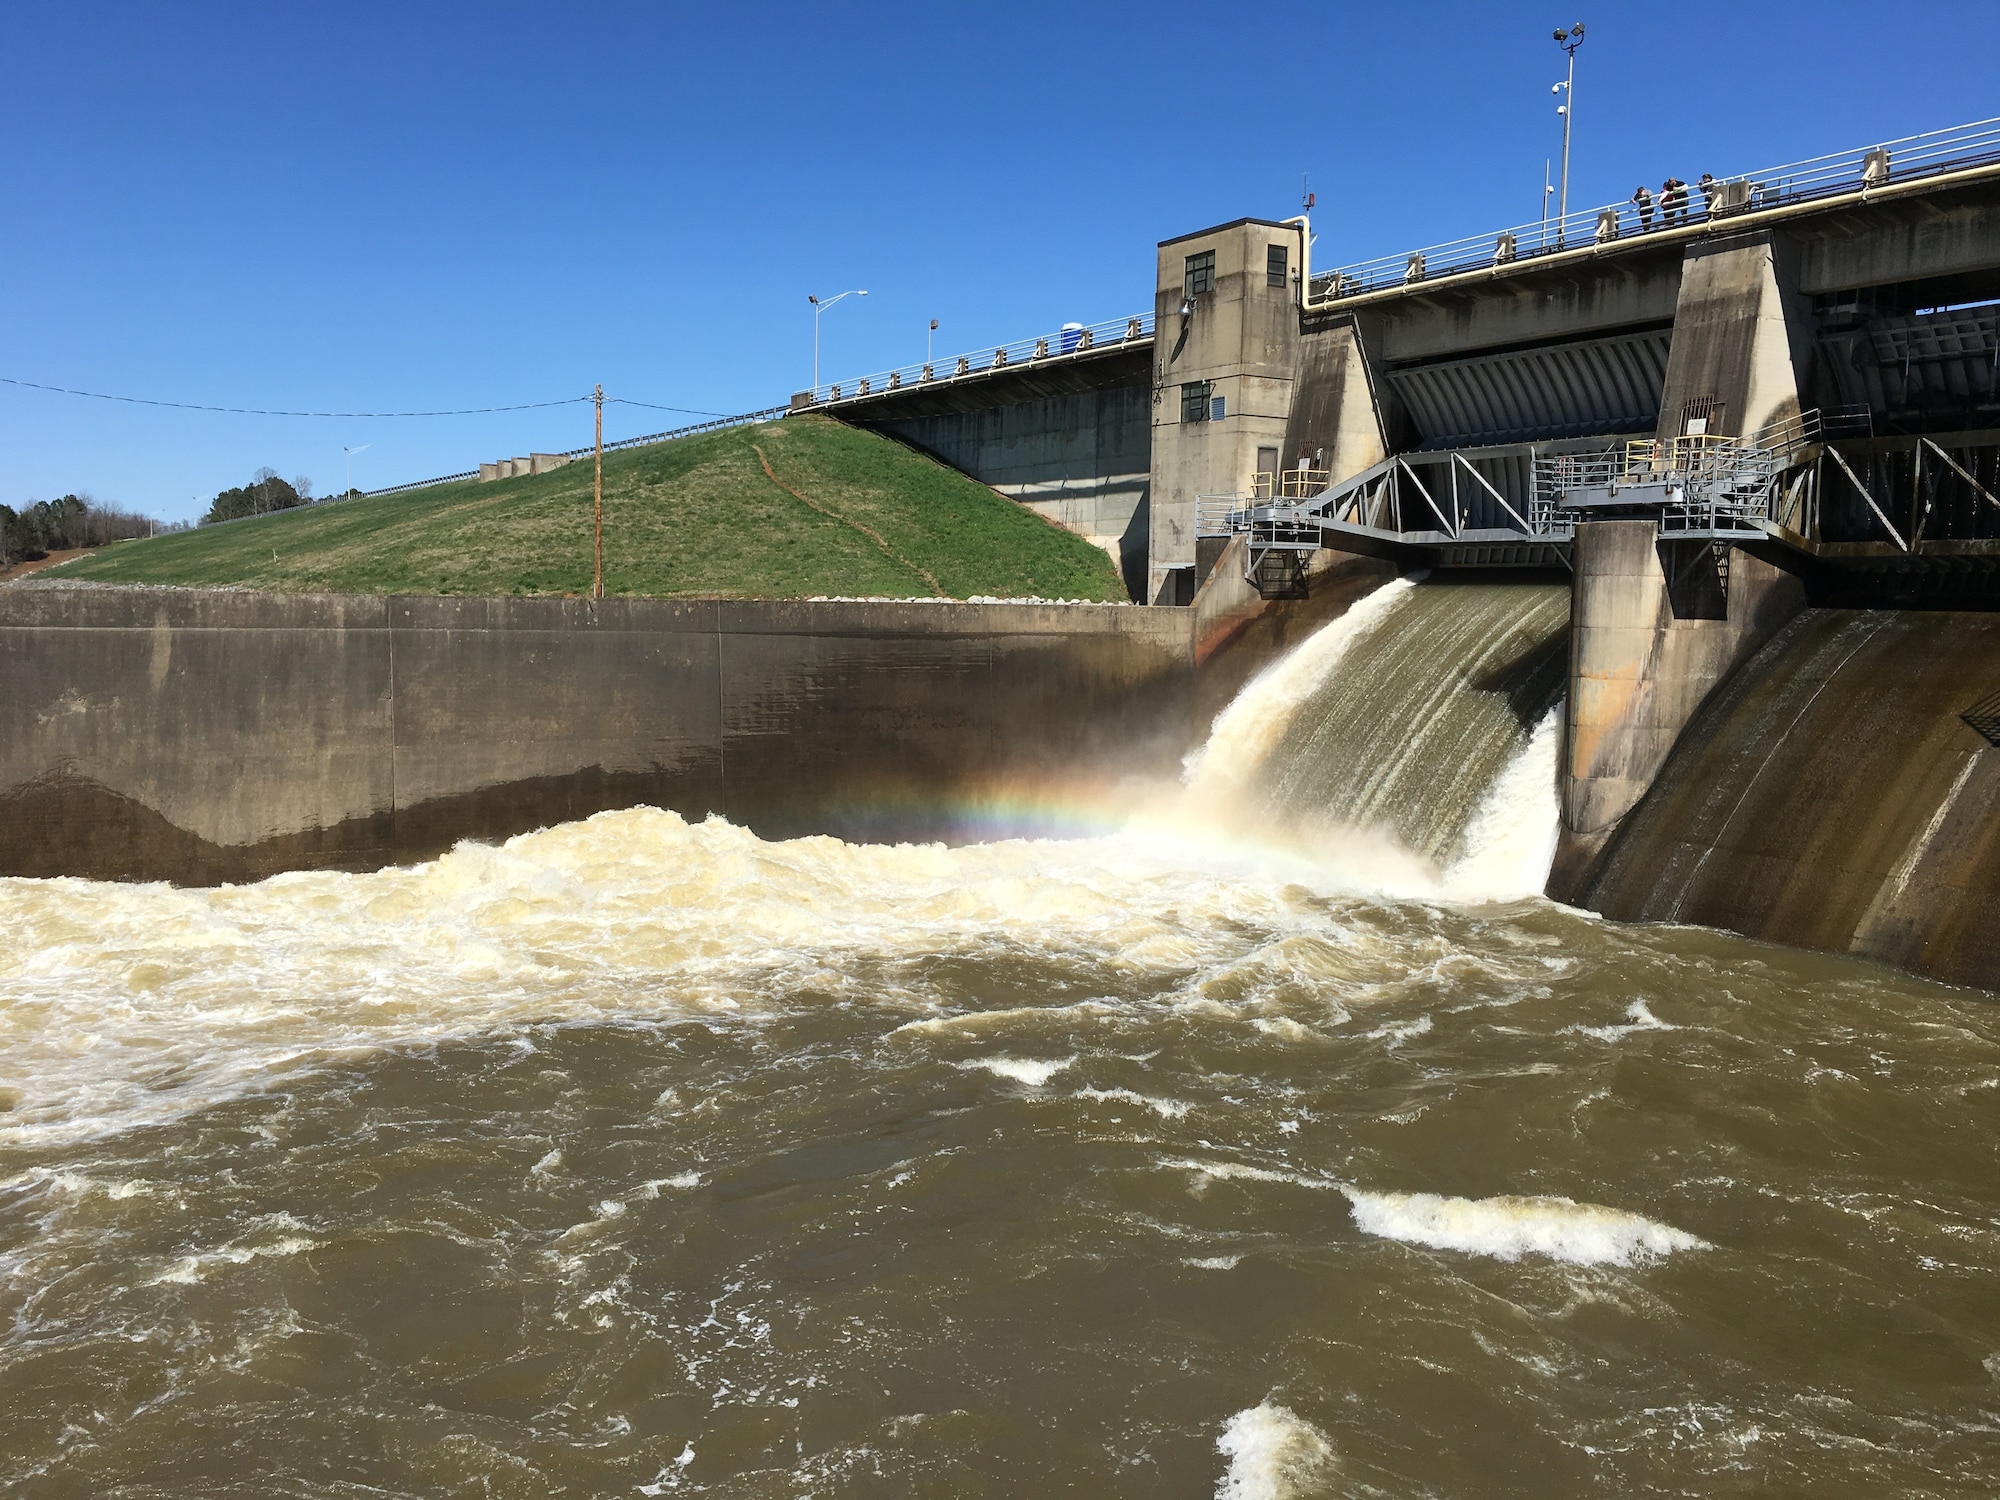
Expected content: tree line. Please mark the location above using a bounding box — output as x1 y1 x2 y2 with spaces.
2 465 362 567
0 494 172 566
206 468 309 523
201 467 358 525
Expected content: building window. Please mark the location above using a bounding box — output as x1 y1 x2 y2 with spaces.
1181 380 1213 424
1267 244 1288 287
1184 250 1215 298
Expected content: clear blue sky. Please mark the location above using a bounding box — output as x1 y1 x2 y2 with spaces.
7 1 1996 523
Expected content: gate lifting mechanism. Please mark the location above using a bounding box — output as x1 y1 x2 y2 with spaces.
1198 408 1880 598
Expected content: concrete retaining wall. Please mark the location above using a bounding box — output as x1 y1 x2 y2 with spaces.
0 587 1198 884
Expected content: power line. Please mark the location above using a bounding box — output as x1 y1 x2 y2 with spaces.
0 376 593 418
0 374 747 422
608 400 744 418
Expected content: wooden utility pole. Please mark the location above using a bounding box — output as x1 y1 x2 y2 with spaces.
593 383 604 600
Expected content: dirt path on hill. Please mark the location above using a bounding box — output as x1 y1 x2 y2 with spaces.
0 548 95 584
752 444 947 598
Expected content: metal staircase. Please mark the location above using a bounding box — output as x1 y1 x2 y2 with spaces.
1532 408 1857 542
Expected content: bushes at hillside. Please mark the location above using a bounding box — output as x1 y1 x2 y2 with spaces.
204 467 315 524
0 494 165 565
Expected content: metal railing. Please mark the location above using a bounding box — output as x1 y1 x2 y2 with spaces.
1309 115 2000 303
803 312 1154 406
1317 454 1578 541
1195 495 1248 538
356 405 791 500
1543 441 1787 526
1534 408 1873 538
1251 468 1332 500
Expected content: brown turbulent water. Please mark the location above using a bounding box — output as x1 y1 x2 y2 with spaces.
3 582 1998 1497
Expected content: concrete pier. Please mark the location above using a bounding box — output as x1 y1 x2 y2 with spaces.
1548 520 1806 899
1578 608 2000 990
1652 231 1813 441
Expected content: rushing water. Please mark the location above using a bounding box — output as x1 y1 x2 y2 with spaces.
1190 577 1570 870
4 582 1999 1497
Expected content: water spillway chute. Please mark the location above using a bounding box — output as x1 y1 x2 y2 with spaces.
1185 576 1570 898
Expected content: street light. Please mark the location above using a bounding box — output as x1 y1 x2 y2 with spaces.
928 318 939 363
1551 23 1585 242
343 444 370 498
807 289 867 393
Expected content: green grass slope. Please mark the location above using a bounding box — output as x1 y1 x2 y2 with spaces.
51 415 1128 602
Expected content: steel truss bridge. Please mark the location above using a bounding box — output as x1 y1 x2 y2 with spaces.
1199 412 2000 599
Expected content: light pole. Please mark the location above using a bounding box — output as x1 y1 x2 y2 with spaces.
807 289 867 393
343 444 370 498
1551 23 1585 242
928 318 939 364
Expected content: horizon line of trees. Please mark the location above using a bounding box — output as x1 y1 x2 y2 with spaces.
2 464 368 565
202 467 358 525
0 494 178 567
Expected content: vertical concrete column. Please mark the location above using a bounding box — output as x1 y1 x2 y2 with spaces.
1654 230 1815 439
1283 317 1389 486
1549 519 1807 900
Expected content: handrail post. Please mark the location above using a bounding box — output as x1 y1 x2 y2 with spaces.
592 384 604 600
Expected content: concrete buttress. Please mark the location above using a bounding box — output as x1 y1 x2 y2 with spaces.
1283 318 1390 486
1548 520 1806 899
1654 230 1815 439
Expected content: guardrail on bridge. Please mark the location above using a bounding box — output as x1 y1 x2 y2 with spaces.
1309 115 2000 304
800 312 1154 408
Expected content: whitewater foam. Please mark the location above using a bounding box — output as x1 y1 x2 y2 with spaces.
1164 1157 1338 1193
151 1232 317 1285
1345 1189 1708 1265
1444 704 1564 902
1183 577 1417 799
1215 1401 1337 1500
1571 999 1677 1042
0 810 1392 1147
956 1056 1076 1087
1 579 1582 1149
637 1173 703 1196
1074 1086 1191 1118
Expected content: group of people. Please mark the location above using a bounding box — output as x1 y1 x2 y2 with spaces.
1629 172 1721 230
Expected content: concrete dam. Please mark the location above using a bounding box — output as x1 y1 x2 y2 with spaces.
17 119 2000 1498
9 118 2000 997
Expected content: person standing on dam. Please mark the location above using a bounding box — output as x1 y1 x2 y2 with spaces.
1661 177 1689 225
1631 184 1655 229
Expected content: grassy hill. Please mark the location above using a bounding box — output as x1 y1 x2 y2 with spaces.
48 415 1129 602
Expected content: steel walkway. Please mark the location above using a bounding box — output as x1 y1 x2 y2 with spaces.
1195 407 2000 598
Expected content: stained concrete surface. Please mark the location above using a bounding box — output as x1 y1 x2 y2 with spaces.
0 587 1197 884
1581 608 2000 990
1551 520 1807 898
